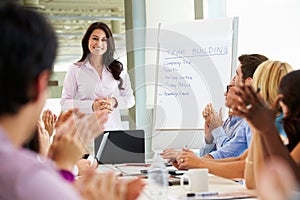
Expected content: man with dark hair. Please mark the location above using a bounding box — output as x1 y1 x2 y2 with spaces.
235 54 268 85
200 54 268 159
0 2 83 199
195 54 268 158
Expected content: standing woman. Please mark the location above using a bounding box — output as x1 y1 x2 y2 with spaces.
61 22 135 130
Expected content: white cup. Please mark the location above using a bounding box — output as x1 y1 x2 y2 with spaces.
180 168 208 192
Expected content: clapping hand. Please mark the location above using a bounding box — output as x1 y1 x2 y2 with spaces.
228 84 280 133
208 107 223 131
42 109 57 137
75 170 127 200
74 109 108 154
202 104 212 125
202 103 223 130
55 109 79 129
75 170 145 200
48 116 83 171
202 103 223 143
76 159 98 176
36 119 51 157
48 109 108 170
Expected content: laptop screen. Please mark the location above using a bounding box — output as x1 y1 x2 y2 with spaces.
94 130 145 164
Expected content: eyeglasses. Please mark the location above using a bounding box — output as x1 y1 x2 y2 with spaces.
226 85 234 93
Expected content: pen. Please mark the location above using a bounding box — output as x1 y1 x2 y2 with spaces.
187 191 218 197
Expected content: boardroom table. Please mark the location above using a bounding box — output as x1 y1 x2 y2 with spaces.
137 174 257 200
97 164 257 200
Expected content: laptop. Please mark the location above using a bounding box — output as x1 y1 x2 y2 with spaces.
94 130 145 164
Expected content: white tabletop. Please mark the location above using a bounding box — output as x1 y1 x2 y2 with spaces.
97 165 257 200
137 174 257 200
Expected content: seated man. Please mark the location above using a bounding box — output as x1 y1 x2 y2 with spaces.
162 54 268 160
200 80 247 158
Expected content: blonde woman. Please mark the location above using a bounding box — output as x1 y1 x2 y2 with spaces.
242 61 292 189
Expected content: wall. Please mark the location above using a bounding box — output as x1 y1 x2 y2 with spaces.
226 0 300 69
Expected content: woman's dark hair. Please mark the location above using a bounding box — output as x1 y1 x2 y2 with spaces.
79 22 124 89
279 70 300 151
238 54 268 80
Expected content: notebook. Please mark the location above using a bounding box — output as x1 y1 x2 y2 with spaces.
94 130 145 164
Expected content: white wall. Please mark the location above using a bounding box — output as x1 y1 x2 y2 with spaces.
226 0 300 69
146 0 195 26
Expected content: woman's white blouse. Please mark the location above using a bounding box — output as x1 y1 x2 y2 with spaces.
60 60 135 130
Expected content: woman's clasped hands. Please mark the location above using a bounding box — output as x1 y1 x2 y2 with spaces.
92 97 117 112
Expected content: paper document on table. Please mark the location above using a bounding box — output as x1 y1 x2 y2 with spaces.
96 164 122 176
114 164 150 176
